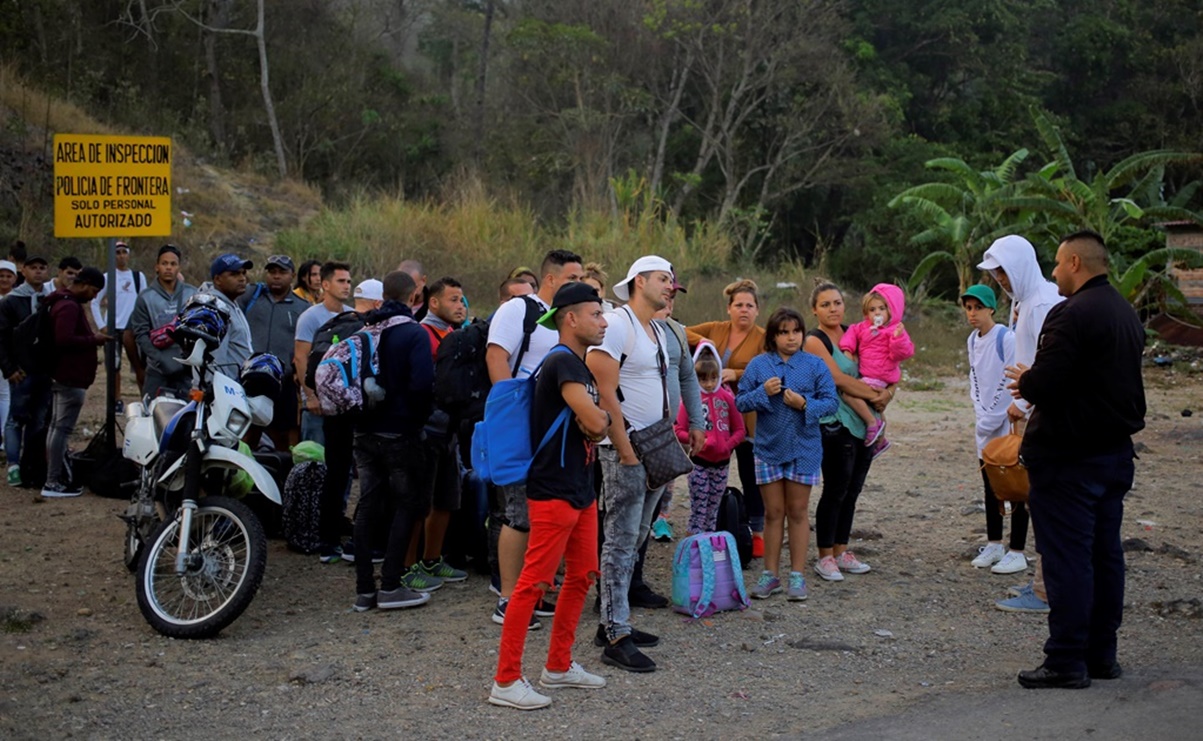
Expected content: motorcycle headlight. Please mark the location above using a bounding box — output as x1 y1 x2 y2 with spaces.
227 408 251 437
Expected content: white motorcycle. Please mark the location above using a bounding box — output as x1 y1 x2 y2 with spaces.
121 296 281 639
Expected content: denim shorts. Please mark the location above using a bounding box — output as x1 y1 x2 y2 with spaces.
754 456 821 486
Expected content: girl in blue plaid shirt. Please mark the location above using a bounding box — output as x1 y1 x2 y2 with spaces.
737 307 838 601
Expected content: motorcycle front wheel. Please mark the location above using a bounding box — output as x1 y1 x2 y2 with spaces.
135 496 267 639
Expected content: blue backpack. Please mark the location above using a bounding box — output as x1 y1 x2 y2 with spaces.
671 531 751 619
470 345 573 487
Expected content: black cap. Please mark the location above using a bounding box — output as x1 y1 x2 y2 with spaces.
536 281 602 329
25 255 49 267
75 266 106 289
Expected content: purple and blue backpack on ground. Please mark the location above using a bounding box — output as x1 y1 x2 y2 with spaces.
671 531 751 619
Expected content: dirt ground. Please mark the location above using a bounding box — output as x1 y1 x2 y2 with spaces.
1 369 1201 739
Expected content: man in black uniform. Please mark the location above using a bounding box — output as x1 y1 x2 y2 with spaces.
1005 230 1146 689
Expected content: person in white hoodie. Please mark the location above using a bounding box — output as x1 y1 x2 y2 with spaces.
977 234 1064 613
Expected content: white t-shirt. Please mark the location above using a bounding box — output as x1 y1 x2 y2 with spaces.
91 268 148 329
588 305 668 433
967 324 1016 456
486 294 557 378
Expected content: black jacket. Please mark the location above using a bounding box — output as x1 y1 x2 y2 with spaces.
0 284 45 378
1018 274 1146 463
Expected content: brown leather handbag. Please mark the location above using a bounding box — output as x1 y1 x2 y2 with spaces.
981 423 1029 509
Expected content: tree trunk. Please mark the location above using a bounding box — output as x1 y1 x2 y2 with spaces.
203 0 231 150
253 0 287 178
472 0 495 169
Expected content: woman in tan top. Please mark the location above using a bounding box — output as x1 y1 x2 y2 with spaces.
686 279 768 554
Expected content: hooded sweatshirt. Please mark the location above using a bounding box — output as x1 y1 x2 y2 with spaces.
676 341 745 463
46 287 107 388
128 278 198 377
838 283 914 384
198 282 253 378
977 235 1064 416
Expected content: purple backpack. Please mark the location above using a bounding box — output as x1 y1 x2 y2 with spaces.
671 531 750 619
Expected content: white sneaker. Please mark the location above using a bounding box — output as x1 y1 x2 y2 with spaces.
971 543 1006 568
991 550 1029 574
539 661 607 689
813 556 844 582
489 677 552 710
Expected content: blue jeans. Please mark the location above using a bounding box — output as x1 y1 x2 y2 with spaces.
1027 445 1134 674
352 432 429 594
6 375 51 479
300 410 325 446
598 446 664 641
47 383 87 486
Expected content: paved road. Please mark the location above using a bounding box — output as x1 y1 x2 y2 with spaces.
817 665 1203 741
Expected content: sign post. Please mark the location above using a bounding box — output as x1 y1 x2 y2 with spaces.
53 134 172 452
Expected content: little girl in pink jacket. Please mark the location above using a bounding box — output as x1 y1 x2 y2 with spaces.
838 283 915 455
675 341 746 533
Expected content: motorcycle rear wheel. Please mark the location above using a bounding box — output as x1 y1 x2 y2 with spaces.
135 496 267 639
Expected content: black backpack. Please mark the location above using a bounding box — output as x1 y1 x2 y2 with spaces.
304 310 364 390
282 460 325 554
716 486 753 569
13 299 56 375
433 296 542 425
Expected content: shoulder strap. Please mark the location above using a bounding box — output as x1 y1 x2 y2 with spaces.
693 537 716 619
994 326 1006 362
510 295 543 378
132 271 142 293
244 283 266 314
809 328 834 356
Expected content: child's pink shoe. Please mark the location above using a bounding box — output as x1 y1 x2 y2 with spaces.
864 419 886 447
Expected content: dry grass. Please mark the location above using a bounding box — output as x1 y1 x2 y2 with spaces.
1 64 323 269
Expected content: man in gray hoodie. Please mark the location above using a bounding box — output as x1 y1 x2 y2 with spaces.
199 253 254 378
129 245 197 398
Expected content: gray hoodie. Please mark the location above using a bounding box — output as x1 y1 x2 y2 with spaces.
129 278 198 377
977 235 1065 415
198 282 253 378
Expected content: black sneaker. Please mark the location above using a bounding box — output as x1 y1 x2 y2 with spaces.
628 584 668 609
601 636 656 673
318 544 343 564
40 482 83 498
342 541 385 564
352 593 377 612
534 596 556 618
491 599 541 630
594 624 660 648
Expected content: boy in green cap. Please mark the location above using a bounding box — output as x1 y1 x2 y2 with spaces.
962 284 1029 576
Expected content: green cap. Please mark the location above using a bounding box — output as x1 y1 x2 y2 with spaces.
960 283 997 310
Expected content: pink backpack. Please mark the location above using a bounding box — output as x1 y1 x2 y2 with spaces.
671 532 750 619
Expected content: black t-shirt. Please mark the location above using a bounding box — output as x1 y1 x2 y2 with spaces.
527 347 598 509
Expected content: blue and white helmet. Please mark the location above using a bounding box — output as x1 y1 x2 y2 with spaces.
240 352 284 400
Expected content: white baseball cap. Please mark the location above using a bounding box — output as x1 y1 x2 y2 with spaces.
354 279 383 301
0 260 16 275
612 255 674 301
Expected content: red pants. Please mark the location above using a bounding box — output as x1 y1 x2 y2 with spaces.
495 498 598 684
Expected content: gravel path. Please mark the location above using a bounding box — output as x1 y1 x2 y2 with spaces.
1 374 1200 738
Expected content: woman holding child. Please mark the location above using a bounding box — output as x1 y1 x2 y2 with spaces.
803 280 896 582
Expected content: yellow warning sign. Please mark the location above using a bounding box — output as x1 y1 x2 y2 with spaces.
53 134 172 237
